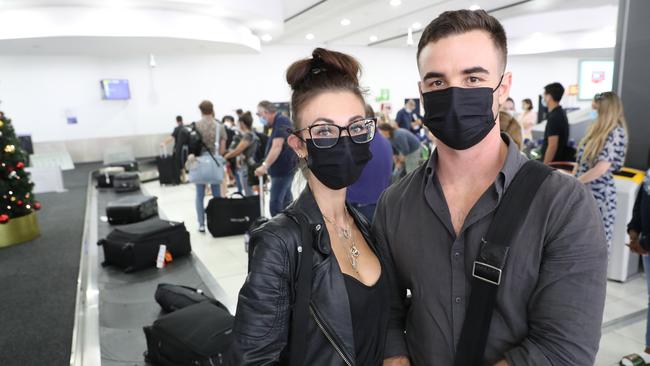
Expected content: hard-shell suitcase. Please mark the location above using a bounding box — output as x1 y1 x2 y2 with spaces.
108 160 139 172
245 176 269 271
106 195 158 225
98 218 191 273
206 192 261 237
96 166 126 188
154 283 226 313
143 301 233 366
114 172 140 193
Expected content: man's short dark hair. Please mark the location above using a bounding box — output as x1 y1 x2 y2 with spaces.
417 9 507 70
222 115 235 123
544 83 565 102
199 100 214 116
258 100 277 113
175 115 183 123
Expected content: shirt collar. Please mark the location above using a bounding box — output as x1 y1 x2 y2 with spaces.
425 133 527 197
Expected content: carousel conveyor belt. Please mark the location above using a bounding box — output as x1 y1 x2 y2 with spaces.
70 171 230 366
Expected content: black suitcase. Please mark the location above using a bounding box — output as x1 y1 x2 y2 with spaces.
206 193 261 237
155 283 226 313
106 195 158 225
108 160 139 172
143 301 233 366
98 218 191 273
157 155 180 185
96 167 125 188
114 172 140 193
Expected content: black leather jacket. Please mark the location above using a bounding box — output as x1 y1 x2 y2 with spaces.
228 187 401 365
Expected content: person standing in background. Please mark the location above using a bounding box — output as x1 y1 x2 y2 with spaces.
520 98 536 141
191 100 228 233
575 92 628 250
222 115 242 192
254 100 296 216
347 104 393 222
396 99 422 131
378 123 422 175
224 112 259 196
160 115 190 180
622 164 650 366
501 97 516 116
498 111 523 150
541 82 570 163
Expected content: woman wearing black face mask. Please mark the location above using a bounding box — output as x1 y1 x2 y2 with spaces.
228 48 406 366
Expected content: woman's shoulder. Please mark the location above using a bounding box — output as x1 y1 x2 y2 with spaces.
251 213 302 249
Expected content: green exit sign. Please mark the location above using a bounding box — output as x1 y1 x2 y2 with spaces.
375 88 390 102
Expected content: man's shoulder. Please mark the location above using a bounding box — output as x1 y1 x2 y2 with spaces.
535 169 592 210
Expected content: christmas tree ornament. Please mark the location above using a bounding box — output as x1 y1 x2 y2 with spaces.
25 205 31 210
4 144 15 153
16 162 24 169
8 171 17 179
0 120 4 127
25 193 30 198
0 214 9 224
17 200 23 206
34 202 41 210
10 196 16 202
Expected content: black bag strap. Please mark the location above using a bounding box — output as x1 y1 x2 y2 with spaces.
454 160 553 366
191 122 223 167
284 210 315 366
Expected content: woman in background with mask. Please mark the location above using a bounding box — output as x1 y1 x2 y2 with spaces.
229 48 403 365
575 91 628 251
520 98 536 142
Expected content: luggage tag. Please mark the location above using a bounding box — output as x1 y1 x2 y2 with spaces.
156 244 167 269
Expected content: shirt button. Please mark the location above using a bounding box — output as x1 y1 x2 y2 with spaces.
454 252 461 259
455 297 462 304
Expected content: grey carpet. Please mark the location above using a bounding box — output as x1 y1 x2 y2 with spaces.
0 163 97 366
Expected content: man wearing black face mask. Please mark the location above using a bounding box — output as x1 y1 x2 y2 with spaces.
377 10 607 366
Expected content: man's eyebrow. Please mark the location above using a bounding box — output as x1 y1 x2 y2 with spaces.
423 71 445 80
462 66 490 75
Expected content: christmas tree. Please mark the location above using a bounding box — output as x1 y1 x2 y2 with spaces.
0 112 40 224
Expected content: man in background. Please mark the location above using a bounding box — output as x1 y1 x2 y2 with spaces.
347 105 393 222
254 100 296 216
541 82 570 163
396 99 422 131
161 115 190 179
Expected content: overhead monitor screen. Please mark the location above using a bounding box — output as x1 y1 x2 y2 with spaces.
100 79 131 100
578 60 614 101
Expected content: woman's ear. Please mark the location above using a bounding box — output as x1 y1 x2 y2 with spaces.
287 134 307 159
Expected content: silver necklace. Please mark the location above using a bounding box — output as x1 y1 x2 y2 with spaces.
322 211 360 272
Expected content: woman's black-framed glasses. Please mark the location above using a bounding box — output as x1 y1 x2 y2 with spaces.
292 117 377 149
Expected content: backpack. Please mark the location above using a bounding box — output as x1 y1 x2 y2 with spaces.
253 131 269 163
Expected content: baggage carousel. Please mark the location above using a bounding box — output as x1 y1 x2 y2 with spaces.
70 171 229 365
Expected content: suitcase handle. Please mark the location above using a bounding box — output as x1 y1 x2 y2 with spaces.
259 175 266 218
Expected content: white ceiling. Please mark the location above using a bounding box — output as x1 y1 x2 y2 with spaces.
274 0 619 47
0 0 620 55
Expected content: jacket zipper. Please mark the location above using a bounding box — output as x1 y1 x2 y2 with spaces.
309 305 353 366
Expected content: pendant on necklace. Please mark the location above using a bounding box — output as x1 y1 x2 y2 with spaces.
340 228 351 240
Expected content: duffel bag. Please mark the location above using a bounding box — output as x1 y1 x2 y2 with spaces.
206 193 261 237
143 301 233 366
154 283 226 313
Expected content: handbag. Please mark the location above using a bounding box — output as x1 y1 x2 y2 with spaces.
205 192 261 237
188 121 226 184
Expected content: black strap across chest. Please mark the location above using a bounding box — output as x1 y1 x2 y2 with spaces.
454 160 553 366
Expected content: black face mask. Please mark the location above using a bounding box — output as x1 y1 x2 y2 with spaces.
306 136 372 190
422 82 501 150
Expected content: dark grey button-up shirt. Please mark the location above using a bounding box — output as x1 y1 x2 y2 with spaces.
374 135 607 365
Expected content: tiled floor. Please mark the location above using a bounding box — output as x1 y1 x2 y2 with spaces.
142 179 648 366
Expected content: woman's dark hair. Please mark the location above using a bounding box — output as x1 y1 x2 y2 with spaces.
286 48 365 128
364 104 375 119
222 115 235 123
522 98 533 111
378 122 395 138
239 111 253 130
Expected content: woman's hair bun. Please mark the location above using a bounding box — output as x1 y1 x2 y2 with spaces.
286 47 361 91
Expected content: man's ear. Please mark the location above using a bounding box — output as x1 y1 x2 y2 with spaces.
418 81 424 102
498 71 513 105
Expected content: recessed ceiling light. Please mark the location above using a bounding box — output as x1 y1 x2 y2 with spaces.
305 33 315 40
412 22 422 30
261 34 272 42
469 4 481 10
369 35 378 42
390 0 402 7
340 18 351 26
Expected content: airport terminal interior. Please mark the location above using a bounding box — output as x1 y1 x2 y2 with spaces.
1 0 650 365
